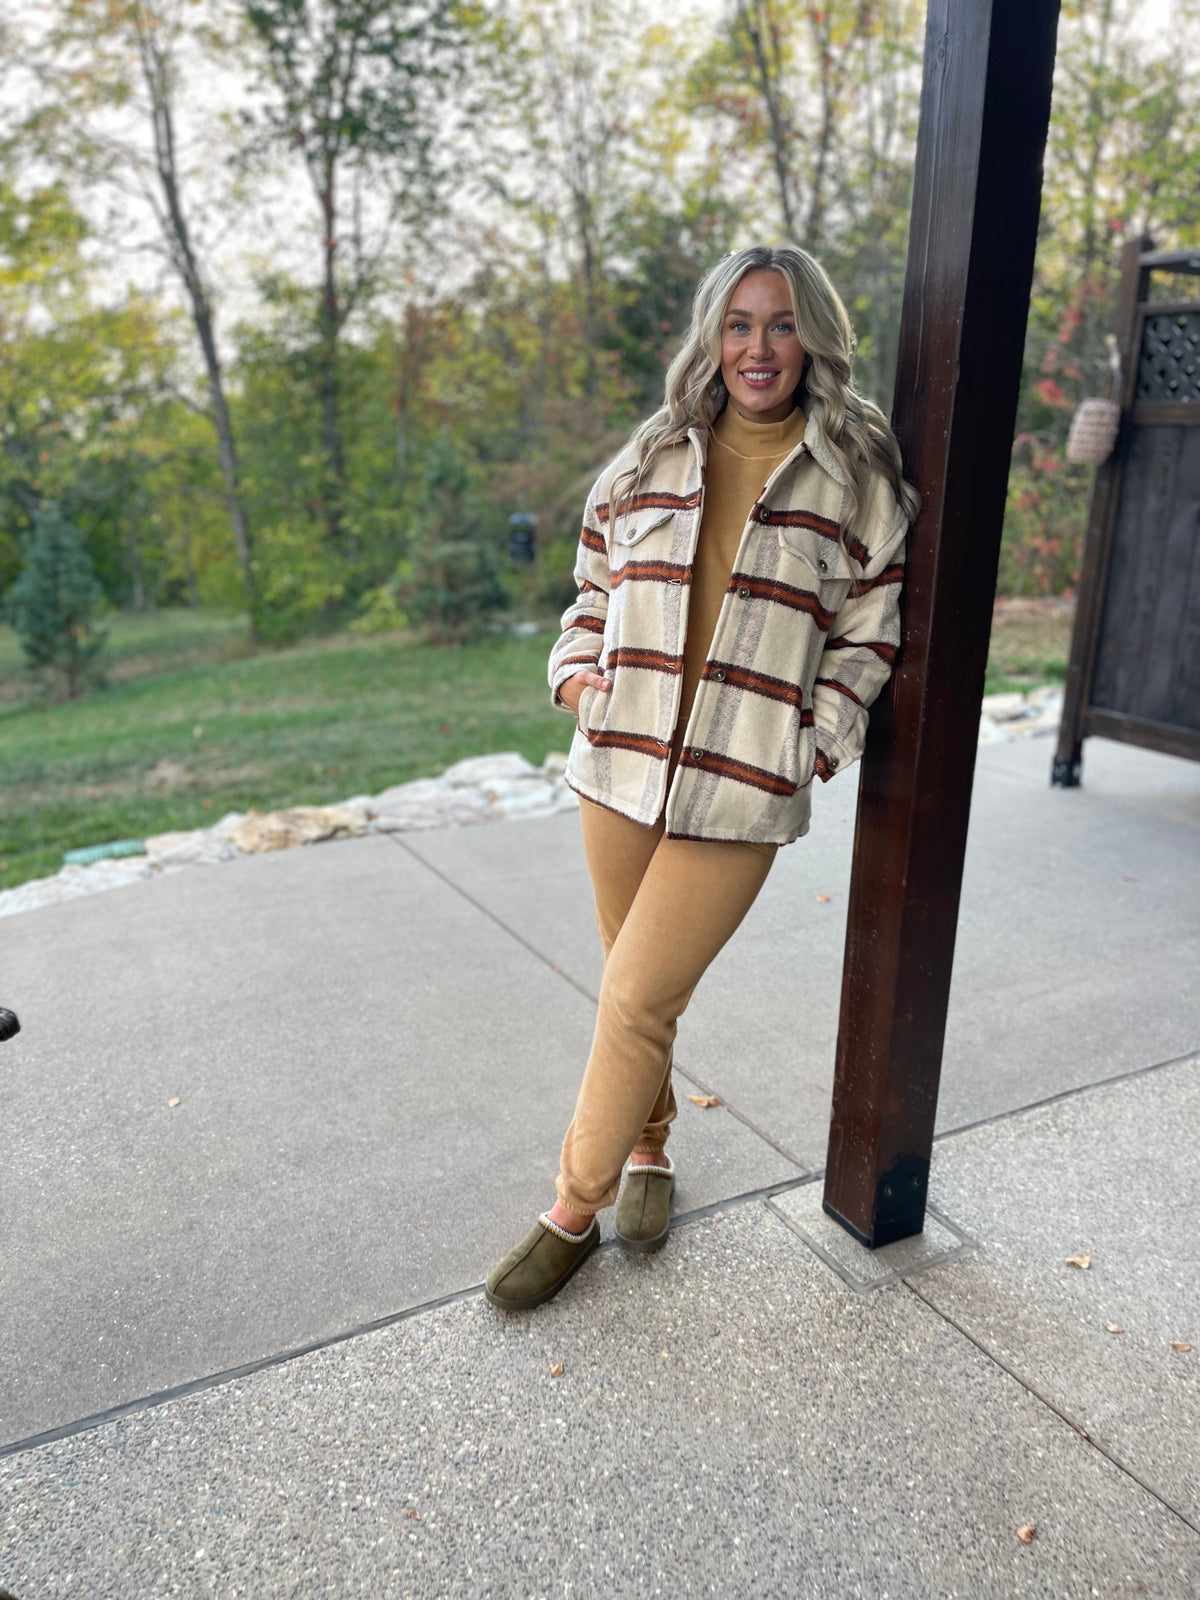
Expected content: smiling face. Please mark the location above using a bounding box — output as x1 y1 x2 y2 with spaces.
719 269 807 423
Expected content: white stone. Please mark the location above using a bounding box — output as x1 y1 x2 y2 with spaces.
977 715 1006 745
371 778 455 810
980 692 1028 723
1027 686 1064 711
336 794 378 818
373 798 499 832
540 752 569 778
488 785 564 817
441 752 540 788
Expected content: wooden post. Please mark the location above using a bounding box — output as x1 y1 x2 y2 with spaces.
822 0 1061 1248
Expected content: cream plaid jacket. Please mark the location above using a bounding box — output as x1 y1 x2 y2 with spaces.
549 409 912 844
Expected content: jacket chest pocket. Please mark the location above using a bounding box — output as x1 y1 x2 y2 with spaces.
616 506 676 548
776 528 858 611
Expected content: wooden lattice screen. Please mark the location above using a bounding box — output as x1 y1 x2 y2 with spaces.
1054 242 1200 784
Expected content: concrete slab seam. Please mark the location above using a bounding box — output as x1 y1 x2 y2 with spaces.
0 1279 480 1464
765 1195 977 1292
902 1275 1200 1541
933 1046 1200 1145
0 1182 812 1464
389 830 812 1172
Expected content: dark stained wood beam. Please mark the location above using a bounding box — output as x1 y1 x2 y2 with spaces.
822 0 1062 1248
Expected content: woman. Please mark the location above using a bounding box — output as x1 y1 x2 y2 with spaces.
485 245 919 1311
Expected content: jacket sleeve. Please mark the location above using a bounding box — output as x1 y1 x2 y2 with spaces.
811 483 910 781
548 474 612 708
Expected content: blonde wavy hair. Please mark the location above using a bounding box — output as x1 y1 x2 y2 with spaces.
614 245 919 542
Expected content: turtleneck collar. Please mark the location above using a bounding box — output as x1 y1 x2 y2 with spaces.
713 402 807 460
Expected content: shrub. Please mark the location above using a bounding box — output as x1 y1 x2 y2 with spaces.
390 437 506 643
3 502 108 698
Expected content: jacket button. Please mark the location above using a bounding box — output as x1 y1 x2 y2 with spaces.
691 748 705 761
827 754 838 770
737 585 751 599
712 668 726 682
759 507 772 524
668 577 683 586
818 557 829 573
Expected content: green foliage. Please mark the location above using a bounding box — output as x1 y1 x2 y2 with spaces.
388 437 507 643
3 0 1196 624
3 502 108 697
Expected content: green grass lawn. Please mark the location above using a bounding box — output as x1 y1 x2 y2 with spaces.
0 598 1075 892
0 611 573 891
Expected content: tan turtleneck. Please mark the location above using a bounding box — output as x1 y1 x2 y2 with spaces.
673 404 807 756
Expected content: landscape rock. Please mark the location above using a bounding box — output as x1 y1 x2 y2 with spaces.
980 691 1029 723
441 752 540 788
227 806 369 854
144 829 238 868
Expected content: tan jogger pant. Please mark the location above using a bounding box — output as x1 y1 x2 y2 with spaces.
555 798 776 1214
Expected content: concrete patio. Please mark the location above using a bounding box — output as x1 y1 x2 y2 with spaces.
2 734 1197 1598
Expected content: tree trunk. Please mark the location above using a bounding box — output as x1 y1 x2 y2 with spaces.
740 0 798 235
318 175 347 550
126 515 146 611
137 16 257 635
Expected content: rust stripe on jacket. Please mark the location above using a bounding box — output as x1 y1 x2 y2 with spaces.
702 662 814 718
679 748 798 797
815 675 865 707
595 489 702 524
572 615 606 635
826 634 898 664
608 647 684 674
580 578 609 597
611 559 692 589
580 525 607 554
754 505 841 537
586 728 670 760
728 571 837 630
856 563 904 593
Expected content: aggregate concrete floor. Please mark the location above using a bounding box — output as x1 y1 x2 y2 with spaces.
2 735 1198 1599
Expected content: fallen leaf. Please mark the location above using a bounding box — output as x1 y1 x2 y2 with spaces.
1171 1341 1192 1353
1064 1254 1091 1269
688 1094 721 1108
1105 1324 1124 1335
1015 1524 1036 1544
405 1509 420 1521
1070 1422 1089 1438
550 1362 564 1378
201 799 214 811
814 892 831 903
168 1097 181 1108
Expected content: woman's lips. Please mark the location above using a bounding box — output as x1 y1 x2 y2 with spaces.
738 369 780 389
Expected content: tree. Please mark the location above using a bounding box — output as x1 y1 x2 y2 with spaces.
241 0 479 551
4 502 108 697
25 0 260 627
689 0 922 403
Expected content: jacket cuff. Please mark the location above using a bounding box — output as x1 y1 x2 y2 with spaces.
551 657 599 709
813 732 856 783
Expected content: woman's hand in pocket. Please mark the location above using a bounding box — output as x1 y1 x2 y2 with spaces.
560 669 610 716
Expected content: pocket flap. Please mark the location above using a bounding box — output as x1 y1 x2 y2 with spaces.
777 527 858 583
618 506 675 546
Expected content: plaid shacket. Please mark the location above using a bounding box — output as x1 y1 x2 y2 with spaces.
549 408 911 845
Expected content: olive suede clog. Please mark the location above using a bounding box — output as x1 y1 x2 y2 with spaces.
484 1215 600 1311
614 1154 674 1253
